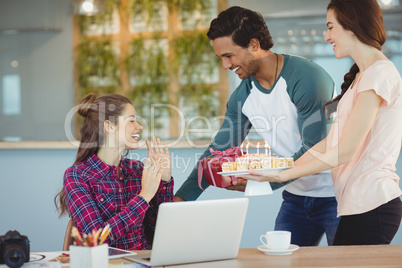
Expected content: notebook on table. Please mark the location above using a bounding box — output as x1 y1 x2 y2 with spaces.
125 198 249 267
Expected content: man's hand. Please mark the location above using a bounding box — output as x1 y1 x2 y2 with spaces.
225 177 247 192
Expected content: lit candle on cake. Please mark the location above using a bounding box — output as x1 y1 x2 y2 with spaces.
257 142 260 155
240 143 244 156
246 143 250 162
266 141 273 168
265 141 271 156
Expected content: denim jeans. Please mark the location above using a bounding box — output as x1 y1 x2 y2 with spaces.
275 190 339 246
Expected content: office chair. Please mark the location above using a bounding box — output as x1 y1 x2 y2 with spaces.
63 219 74 251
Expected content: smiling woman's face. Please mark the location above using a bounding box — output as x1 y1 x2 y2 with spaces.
325 9 356 59
116 103 143 150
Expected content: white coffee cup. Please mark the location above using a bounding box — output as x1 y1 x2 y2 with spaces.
260 231 291 250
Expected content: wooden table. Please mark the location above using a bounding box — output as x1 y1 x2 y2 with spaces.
94 245 402 267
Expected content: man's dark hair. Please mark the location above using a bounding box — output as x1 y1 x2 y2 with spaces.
207 6 274 50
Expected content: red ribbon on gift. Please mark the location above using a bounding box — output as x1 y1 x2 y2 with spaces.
210 147 240 157
198 147 241 190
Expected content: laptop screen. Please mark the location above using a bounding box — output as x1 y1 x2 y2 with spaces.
127 198 249 266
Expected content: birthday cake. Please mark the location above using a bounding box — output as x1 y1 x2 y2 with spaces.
198 145 293 190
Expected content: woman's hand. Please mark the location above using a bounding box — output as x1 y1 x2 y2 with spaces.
146 135 172 182
238 169 284 183
139 157 165 203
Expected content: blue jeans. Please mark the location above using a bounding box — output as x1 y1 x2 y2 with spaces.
275 190 339 246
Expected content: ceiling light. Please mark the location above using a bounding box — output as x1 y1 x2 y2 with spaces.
72 0 103 15
381 0 393 5
82 1 95 13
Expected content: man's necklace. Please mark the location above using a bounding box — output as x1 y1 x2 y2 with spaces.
274 53 278 82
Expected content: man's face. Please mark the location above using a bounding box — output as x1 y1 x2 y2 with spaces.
212 36 259 79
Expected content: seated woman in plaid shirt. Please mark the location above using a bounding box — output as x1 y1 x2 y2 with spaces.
55 93 174 250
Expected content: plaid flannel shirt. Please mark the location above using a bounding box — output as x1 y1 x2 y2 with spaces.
64 153 174 250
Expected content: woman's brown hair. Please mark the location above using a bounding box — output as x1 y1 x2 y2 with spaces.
324 0 386 116
54 93 132 217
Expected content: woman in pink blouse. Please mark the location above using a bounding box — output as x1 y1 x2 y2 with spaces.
55 93 174 250
241 0 402 245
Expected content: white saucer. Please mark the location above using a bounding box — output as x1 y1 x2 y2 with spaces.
257 244 299 255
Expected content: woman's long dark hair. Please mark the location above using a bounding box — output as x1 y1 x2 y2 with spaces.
323 0 386 116
54 93 132 217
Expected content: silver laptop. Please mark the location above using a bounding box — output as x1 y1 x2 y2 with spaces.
126 198 249 267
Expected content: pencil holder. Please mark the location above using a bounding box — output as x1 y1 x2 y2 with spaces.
69 244 108 268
